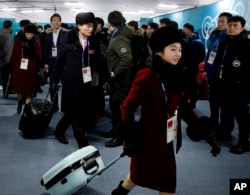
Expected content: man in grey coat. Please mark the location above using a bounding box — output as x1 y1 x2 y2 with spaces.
0 20 13 98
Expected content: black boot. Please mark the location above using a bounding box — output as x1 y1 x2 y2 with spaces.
111 181 130 195
17 101 23 114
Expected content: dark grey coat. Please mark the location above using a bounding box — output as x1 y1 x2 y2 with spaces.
53 28 103 115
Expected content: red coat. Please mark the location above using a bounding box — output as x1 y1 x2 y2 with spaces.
122 67 196 193
10 38 40 94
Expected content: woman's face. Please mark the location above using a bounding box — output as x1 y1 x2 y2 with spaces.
157 42 182 65
25 33 34 40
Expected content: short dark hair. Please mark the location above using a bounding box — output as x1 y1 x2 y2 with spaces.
171 21 178 29
159 18 172 26
95 17 104 28
227 15 246 27
50 13 61 22
20 20 30 27
183 23 194 32
108 10 124 27
128 20 138 30
37 25 43 30
3 20 12 28
141 24 147 29
219 12 232 19
44 24 51 30
148 22 159 30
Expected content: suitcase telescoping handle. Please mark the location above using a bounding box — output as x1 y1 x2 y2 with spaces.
86 155 122 183
39 85 60 114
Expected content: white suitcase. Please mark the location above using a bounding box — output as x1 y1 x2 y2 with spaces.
41 145 105 195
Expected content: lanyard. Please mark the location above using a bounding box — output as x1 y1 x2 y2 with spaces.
219 43 229 79
80 40 90 68
213 39 220 52
156 72 168 105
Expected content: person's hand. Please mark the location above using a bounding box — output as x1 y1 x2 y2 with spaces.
110 71 115 78
50 83 59 91
44 64 49 73
203 72 208 80
120 141 134 157
119 122 143 157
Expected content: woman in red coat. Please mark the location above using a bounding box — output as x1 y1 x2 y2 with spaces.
10 23 40 113
112 26 197 195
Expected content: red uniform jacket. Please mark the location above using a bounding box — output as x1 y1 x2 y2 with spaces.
10 38 40 94
121 67 196 193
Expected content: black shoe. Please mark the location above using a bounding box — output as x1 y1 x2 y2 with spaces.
17 103 23 114
54 133 69 144
207 134 221 156
105 138 123 147
112 181 130 195
100 129 115 138
230 142 250 154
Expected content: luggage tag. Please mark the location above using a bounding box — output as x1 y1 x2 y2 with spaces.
207 51 216 65
166 115 177 143
20 58 29 70
82 66 92 83
52 47 57 57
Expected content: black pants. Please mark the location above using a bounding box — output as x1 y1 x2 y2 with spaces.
109 85 128 139
1 66 10 97
208 79 222 127
220 87 250 144
55 113 89 148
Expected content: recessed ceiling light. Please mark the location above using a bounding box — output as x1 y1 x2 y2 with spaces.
65 2 84 6
123 11 141 15
70 8 85 12
158 3 178 8
2 8 17 11
34 9 44 12
21 10 33 13
139 10 154 14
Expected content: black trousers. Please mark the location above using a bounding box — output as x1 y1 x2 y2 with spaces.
109 85 128 139
1 66 10 97
220 87 250 144
208 79 222 127
55 113 89 148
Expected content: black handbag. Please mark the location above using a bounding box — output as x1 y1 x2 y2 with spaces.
38 68 48 86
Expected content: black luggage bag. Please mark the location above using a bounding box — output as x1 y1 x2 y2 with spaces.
19 87 57 139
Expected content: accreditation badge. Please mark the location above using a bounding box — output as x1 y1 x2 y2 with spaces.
82 66 92 83
166 115 177 143
52 47 57 57
207 51 216 65
20 58 29 70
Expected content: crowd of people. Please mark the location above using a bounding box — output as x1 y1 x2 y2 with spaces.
0 10 250 195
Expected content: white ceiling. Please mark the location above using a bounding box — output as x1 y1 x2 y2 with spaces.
0 0 222 23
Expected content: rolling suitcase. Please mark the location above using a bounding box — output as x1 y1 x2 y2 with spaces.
18 86 58 139
40 145 121 195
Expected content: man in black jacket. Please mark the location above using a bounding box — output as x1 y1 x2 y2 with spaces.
214 16 250 154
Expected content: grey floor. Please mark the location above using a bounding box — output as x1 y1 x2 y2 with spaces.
0 85 249 195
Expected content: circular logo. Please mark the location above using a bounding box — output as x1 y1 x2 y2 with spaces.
232 60 241 67
121 47 127 53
